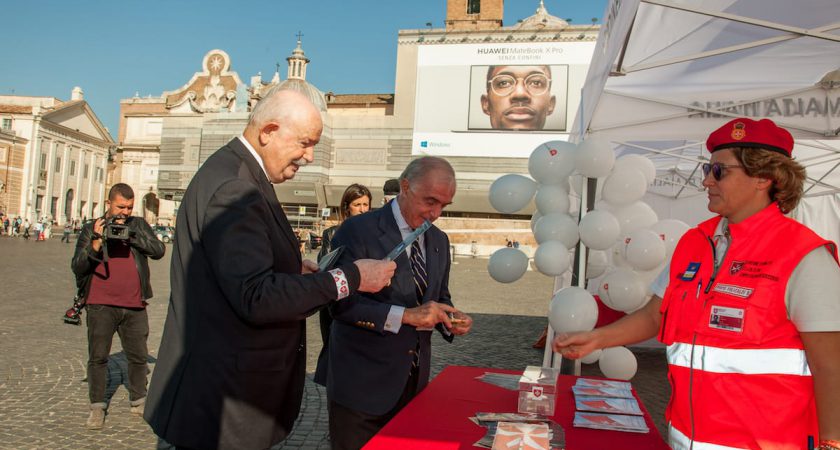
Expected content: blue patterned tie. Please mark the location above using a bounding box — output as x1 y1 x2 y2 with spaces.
410 239 427 303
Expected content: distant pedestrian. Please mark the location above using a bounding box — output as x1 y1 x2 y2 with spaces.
61 222 72 243
33 221 42 241
23 219 30 240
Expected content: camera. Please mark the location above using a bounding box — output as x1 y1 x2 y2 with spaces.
103 216 130 240
64 300 85 326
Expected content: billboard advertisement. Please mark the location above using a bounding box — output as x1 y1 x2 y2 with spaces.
412 42 595 157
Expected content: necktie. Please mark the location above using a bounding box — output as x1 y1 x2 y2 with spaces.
410 239 428 303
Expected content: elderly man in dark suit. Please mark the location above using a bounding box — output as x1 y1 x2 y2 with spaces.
315 156 474 449
143 88 396 450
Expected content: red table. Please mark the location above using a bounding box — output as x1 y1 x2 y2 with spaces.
364 365 669 450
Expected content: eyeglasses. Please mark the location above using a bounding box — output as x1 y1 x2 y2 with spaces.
702 162 744 181
488 73 552 97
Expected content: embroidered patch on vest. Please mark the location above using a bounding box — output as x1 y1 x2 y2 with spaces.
680 262 700 281
729 260 745 275
712 283 754 298
709 305 744 332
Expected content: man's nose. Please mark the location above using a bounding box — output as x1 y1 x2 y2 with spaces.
511 81 530 99
303 147 315 163
702 171 715 188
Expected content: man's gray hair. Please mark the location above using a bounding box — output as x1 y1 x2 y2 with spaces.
399 156 455 184
247 86 312 128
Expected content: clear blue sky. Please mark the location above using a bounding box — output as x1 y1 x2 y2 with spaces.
1 0 607 139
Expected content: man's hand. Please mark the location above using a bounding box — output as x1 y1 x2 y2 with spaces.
301 259 319 274
402 301 458 330
354 259 397 293
91 218 105 252
448 310 473 335
552 331 600 360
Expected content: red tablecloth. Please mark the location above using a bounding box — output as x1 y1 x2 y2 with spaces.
364 365 668 450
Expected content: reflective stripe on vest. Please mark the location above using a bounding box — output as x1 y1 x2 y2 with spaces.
669 424 743 450
667 342 812 376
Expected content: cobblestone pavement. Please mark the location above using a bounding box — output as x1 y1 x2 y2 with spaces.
0 237 668 449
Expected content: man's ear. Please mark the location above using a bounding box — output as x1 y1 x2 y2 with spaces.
547 95 556 115
480 94 490 115
259 122 280 146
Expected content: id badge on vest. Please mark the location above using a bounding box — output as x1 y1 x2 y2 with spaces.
708 305 745 333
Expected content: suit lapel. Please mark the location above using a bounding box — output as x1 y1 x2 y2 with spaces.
230 139 301 264
377 204 415 304
422 230 439 303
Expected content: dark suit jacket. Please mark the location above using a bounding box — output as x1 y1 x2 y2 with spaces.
314 202 454 416
144 138 361 450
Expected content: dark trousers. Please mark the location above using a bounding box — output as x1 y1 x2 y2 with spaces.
329 368 419 450
86 304 149 405
61 231 71 243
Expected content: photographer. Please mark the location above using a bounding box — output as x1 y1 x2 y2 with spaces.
71 183 165 430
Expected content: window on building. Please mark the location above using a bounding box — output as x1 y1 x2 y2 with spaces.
70 161 76 176
467 0 481 14
36 195 44 213
84 163 89 179
51 197 58 218
96 167 103 182
40 153 47 170
55 157 61 172
1 118 11 130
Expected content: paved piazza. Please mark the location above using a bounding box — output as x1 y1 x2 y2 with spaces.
0 236 668 449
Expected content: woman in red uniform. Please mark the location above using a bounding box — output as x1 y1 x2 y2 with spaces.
554 118 840 450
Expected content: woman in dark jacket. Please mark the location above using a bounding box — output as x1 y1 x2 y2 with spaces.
314 183 371 385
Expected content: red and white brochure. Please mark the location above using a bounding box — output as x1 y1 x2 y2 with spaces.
573 411 649 433
574 396 643 416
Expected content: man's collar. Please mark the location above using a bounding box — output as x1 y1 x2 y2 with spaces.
390 198 411 232
238 135 271 183
713 217 729 239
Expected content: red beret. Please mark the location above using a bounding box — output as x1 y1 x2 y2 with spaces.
706 118 793 157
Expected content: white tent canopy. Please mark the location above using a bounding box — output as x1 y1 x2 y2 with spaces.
573 0 840 241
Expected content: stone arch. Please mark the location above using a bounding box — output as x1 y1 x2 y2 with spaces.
143 192 159 224
64 189 74 222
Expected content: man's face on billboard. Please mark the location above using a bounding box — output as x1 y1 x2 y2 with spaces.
481 65 556 130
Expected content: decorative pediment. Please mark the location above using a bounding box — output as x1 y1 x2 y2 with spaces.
163 49 245 113
42 101 115 144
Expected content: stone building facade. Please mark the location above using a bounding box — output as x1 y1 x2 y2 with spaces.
0 88 113 224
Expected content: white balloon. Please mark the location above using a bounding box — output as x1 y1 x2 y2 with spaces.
615 154 656 184
488 174 537 214
599 347 638 380
549 286 599 334
609 240 631 268
487 248 530 283
581 348 603 365
624 229 667 271
578 210 620 250
535 184 571 215
602 166 648 206
534 241 571 276
529 141 577 185
598 268 647 313
575 137 615 178
608 201 659 236
570 173 603 201
650 219 691 257
530 211 543 233
585 250 609 279
533 213 579 248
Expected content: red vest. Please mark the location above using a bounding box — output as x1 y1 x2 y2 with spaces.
660 204 837 450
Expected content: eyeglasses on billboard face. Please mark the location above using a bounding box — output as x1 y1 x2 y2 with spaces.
488 73 552 97
702 162 744 181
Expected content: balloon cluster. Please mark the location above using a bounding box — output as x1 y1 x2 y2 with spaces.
486 139 690 380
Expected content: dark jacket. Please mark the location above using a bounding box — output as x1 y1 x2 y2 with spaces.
71 216 166 301
144 138 362 450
